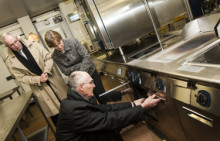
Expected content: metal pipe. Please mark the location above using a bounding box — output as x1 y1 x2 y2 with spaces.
119 46 127 63
17 127 28 141
99 81 130 97
183 0 193 21
143 0 163 51
33 95 56 135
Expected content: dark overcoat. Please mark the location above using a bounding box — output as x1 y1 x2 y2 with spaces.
56 89 145 141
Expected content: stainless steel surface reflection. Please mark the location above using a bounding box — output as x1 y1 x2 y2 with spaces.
75 0 186 49
94 12 220 141
184 39 220 68
181 13 220 40
151 0 186 26
190 41 220 65
147 32 216 63
94 0 157 48
75 0 158 49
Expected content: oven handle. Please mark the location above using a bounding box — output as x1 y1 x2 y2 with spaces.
182 106 213 127
83 21 90 35
99 81 130 97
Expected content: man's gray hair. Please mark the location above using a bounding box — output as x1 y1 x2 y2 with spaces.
1 32 16 46
0 33 8 43
68 71 88 90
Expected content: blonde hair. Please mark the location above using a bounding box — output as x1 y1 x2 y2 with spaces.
44 30 62 48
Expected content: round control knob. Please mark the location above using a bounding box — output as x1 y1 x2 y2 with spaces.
196 90 211 107
155 79 164 90
127 72 133 81
197 93 208 105
134 73 139 83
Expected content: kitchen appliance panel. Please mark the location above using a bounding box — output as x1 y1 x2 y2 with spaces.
176 101 220 141
169 78 191 104
140 71 154 90
94 0 156 48
191 84 220 117
151 0 186 26
146 98 187 141
153 75 170 95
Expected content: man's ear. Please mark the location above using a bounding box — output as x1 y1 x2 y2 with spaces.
78 84 84 91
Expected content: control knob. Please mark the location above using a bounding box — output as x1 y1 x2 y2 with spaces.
127 71 135 82
127 72 133 81
155 79 164 90
196 90 211 107
134 73 139 83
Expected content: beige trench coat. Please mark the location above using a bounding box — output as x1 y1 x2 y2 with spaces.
6 39 68 117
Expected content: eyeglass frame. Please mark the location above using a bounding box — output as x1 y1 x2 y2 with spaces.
9 40 19 48
82 79 94 85
77 79 94 86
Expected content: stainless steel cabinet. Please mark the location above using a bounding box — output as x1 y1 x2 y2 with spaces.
75 0 157 49
176 101 220 141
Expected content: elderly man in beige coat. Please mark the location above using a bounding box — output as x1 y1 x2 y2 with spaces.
2 33 68 125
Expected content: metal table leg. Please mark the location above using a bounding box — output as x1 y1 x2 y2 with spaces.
17 127 28 141
12 134 17 141
32 95 56 135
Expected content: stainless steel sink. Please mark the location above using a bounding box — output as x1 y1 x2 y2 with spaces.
183 38 220 68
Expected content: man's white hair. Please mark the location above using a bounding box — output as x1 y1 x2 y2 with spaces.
68 71 88 90
0 33 8 43
0 32 16 46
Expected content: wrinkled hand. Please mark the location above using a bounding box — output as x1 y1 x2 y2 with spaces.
40 72 48 82
134 98 145 106
148 92 166 101
155 92 165 98
141 94 161 109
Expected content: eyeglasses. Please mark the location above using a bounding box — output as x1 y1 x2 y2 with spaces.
9 40 19 47
83 80 94 85
76 79 94 87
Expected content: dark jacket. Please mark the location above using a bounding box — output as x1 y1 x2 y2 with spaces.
56 89 145 141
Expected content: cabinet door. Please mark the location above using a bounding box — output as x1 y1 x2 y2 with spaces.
176 101 220 141
145 98 187 141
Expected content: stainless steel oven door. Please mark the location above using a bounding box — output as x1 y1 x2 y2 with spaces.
141 76 186 141
176 101 220 141
145 97 187 141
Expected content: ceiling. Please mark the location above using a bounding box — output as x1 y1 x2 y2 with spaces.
0 0 66 28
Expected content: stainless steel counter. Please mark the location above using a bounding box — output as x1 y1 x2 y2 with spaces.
91 7 220 141
0 91 32 141
95 32 220 141
128 39 220 85
96 32 220 85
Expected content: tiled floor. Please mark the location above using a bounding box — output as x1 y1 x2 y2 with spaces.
10 74 161 141
121 123 161 141
10 104 56 141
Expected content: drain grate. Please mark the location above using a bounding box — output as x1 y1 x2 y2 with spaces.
27 126 48 141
